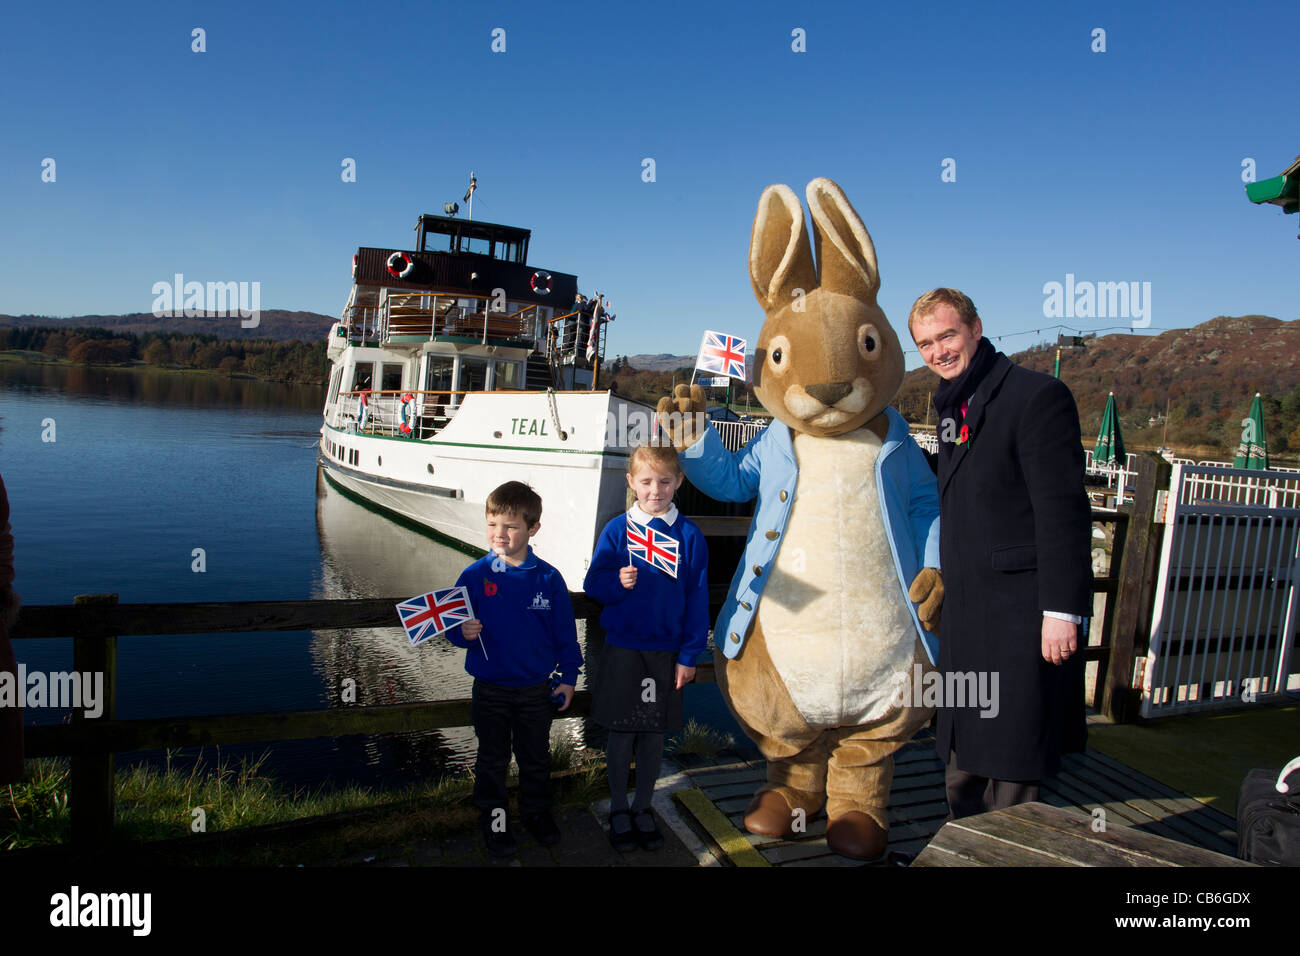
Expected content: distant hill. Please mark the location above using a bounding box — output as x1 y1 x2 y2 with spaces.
895 314 1300 453
0 310 335 343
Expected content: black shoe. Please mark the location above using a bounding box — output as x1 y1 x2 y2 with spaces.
523 811 561 847
633 808 664 851
608 809 637 852
480 814 518 858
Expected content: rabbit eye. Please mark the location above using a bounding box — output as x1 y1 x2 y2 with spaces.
858 324 881 360
765 335 791 373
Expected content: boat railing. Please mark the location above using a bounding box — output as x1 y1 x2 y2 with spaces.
546 309 606 367
329 389 472 440
363 291 545 344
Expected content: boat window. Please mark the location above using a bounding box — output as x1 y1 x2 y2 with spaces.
494 360 523 390
351 363 374 391
424 356 455 396
459 357 489 393
459 235 492 256
381 363 404 391
327 365 343 402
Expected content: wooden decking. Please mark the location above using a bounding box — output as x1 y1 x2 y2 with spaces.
670 729 1239 866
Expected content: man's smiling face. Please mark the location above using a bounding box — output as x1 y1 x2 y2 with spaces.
910 303 983 381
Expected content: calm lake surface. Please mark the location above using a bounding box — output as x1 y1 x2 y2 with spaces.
0 360 737 790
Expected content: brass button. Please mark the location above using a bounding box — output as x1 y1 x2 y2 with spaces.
729 632 740 643
739 601 751 611
753 565 763 576
765 530 779 540
779 490 788 502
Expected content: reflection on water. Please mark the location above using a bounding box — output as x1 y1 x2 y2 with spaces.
311 470 599 780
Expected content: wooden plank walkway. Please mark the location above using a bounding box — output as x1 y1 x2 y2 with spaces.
671 729 1240 867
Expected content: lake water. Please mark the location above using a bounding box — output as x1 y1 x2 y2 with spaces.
0 360 739 790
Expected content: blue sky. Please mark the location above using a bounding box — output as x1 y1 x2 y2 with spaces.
1 0 1294 370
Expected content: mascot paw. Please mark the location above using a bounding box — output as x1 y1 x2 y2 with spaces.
907 567 943 634
827 811 888 861
743 790 800 838
655 383 708 450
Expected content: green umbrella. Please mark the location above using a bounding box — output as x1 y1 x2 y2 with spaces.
1094 391 1126 468
1233 392 1269 470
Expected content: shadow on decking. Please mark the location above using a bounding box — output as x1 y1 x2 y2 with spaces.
674 726 1238 867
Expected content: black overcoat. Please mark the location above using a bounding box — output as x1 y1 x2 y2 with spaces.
934 354 1093 781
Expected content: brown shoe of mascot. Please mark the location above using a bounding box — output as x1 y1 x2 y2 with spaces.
658 178 944 860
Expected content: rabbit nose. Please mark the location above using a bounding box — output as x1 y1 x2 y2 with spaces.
805 382 853 405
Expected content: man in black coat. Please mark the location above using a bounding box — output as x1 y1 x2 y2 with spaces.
907 289 1093 818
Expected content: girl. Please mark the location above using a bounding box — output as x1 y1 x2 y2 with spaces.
583 444 709 850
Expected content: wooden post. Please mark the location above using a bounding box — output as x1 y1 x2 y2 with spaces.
71 593 118 846
1101 454 1171 723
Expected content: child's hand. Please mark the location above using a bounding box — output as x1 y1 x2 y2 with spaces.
674 664 696 690
461 619 482 641
619 566 637 589
554 683 575 712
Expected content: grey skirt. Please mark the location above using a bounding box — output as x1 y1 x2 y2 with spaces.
591 644 683 734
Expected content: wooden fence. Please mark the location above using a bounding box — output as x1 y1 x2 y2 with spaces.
9 454 1173 846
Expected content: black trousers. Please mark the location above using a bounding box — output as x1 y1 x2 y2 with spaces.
471 679 554 817
944 750 1040 820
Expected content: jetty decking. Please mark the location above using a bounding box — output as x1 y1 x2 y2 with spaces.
669 725 1239 867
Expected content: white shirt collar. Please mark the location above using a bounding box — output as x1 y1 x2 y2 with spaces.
629 502 678 527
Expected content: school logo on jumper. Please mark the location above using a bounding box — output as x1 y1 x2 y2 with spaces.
695 330 748 381
626 517 679 578
396 586 475 646
529 592 551 611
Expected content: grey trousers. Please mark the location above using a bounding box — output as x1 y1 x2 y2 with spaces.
944 751 1040 820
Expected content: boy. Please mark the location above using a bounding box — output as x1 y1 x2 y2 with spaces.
444 481 583 857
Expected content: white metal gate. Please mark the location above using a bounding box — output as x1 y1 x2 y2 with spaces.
1140 464 1300 717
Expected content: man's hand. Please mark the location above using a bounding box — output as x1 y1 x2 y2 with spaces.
619 565 637 589
554 683 575 712
1041 616 1078 665
655 384 708 450
461 619 483 641
674 664 696 690
907 568 944 633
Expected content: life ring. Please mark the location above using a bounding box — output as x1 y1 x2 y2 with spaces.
386 251 415 279
357 391 370 430
399 392 416 436
530 270 553 294
351 253 358 278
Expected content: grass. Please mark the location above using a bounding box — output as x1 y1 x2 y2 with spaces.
667 719 735 759
2 740 606 859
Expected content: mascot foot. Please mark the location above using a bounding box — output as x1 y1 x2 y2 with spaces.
743 790 800 838
826 812 887 860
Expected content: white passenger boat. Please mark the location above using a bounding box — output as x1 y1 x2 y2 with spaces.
317 203 677 586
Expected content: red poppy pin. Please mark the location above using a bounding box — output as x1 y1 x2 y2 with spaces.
484 580 498 596
957 424 970 446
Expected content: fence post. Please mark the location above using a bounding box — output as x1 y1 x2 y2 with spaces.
1102 454 1171 722
71 593 118 846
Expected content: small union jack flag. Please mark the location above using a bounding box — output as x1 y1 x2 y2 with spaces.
397 586 475 647
626 517 679 578
695 330 747 381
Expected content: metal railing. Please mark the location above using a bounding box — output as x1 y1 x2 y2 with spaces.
1141 463 1300 717
325 390 467 440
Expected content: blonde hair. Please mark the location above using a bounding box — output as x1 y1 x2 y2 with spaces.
627 443 682 477
907 288 979 335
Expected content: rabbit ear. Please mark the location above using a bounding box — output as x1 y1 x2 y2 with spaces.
805 177 880 301
749 184 817 311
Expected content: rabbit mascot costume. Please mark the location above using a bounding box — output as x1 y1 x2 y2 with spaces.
657 178 944 860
